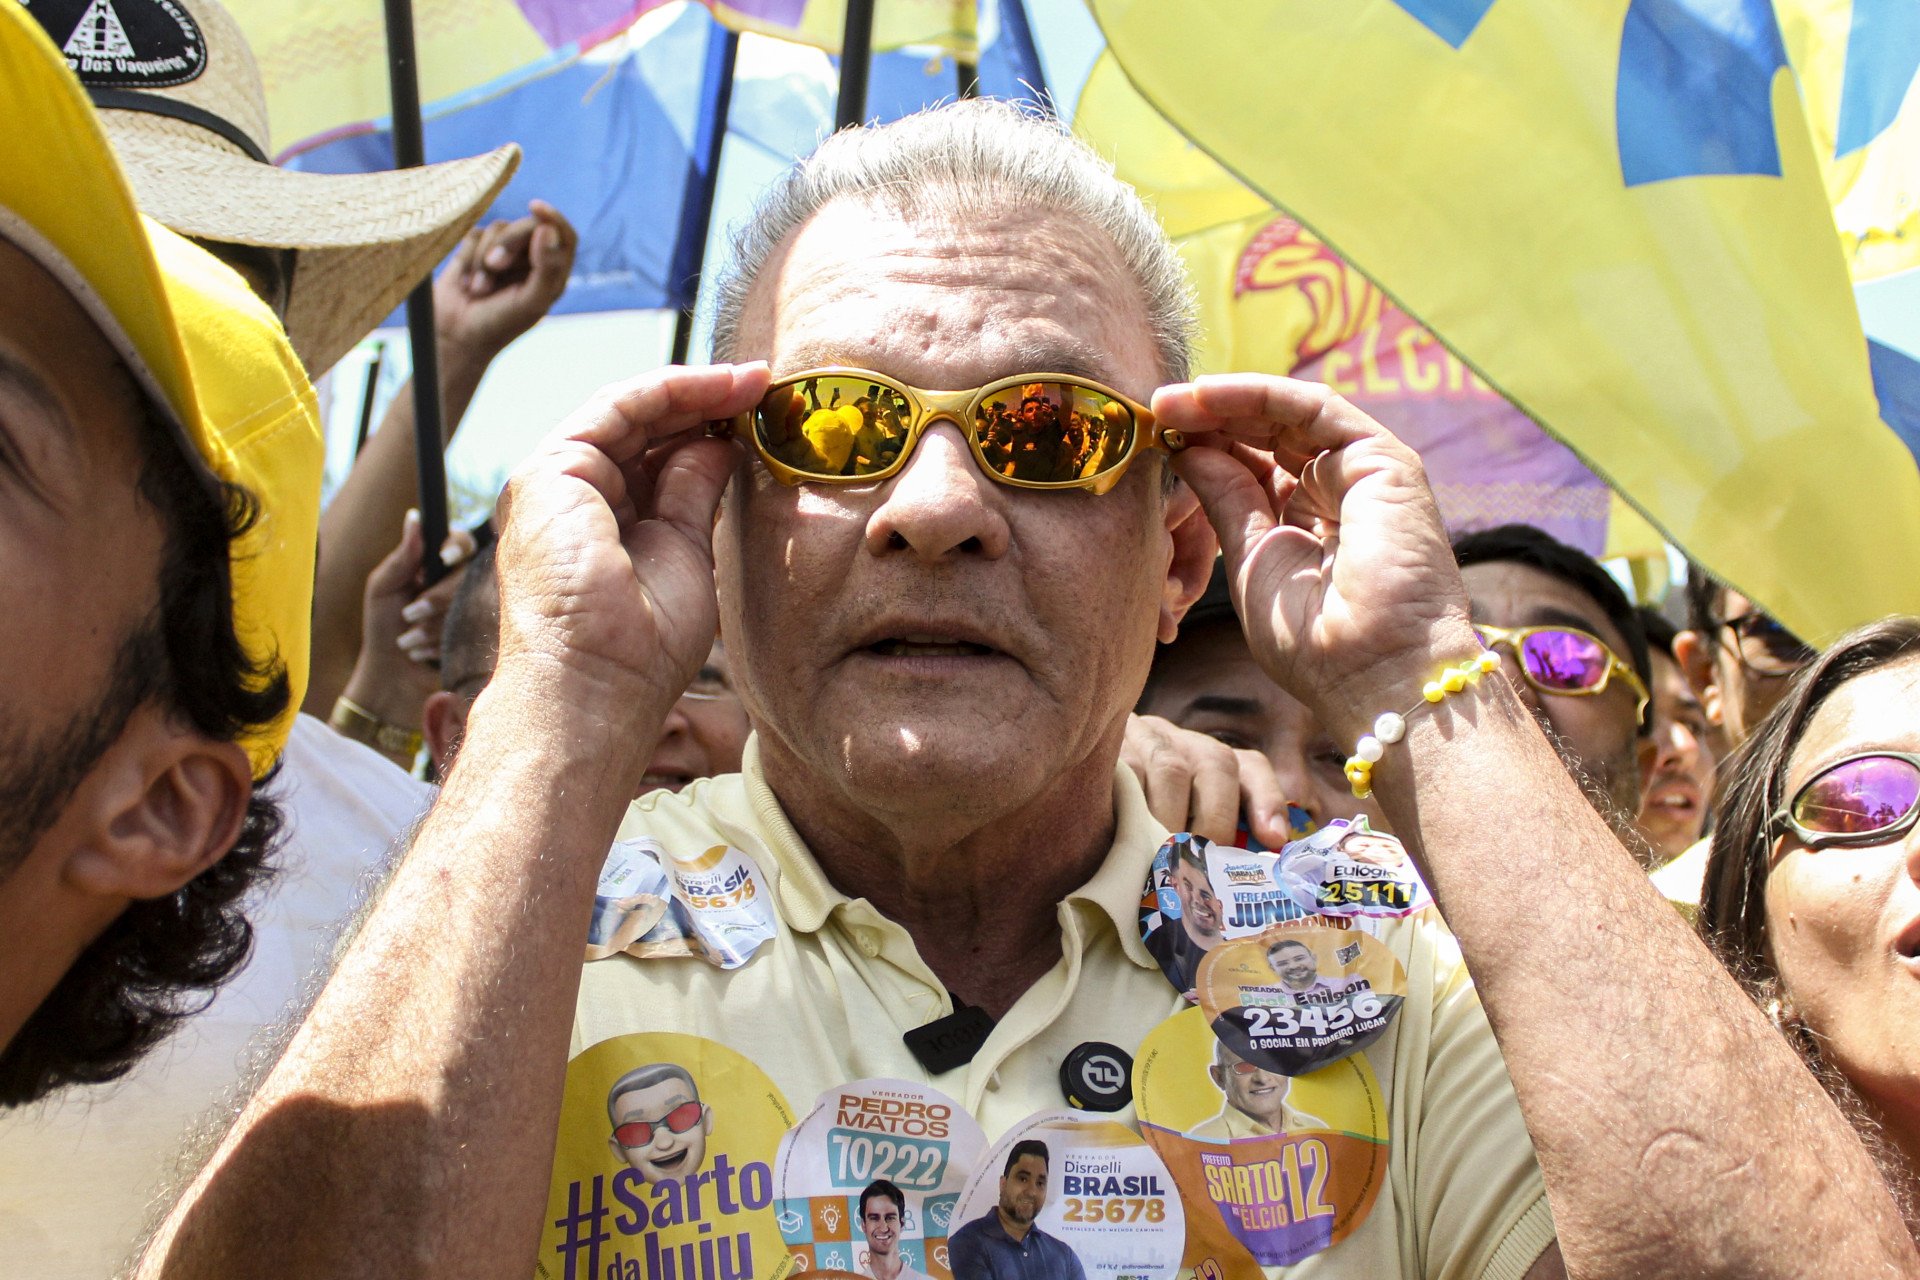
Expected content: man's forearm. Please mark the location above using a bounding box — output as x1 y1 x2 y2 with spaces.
305 347 493 719
1371 677 1916 1278
138 674 653 1279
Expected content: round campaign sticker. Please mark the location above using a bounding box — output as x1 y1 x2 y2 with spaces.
1196 925 1406 1076
1134 1007 1387 1273
772 1078 986 1280
535 1032 794 1280
947 1110 1184 1280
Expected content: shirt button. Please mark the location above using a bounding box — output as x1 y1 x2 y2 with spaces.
856 929 879 957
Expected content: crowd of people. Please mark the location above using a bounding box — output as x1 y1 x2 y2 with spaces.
3 2 1918 1278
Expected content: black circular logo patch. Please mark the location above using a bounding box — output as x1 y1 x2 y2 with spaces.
1059 1041 1134 1113
30 0 208 89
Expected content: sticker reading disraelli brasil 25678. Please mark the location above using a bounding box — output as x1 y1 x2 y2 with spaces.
947 1110 1184 1280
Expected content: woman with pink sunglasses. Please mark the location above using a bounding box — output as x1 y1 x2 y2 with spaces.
1699 617 1920 1222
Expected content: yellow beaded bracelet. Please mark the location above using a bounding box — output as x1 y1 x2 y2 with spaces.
1343 650 1503 799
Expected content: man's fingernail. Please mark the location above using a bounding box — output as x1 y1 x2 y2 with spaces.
397 628 427 649
401 600 433 622
440 543 464 566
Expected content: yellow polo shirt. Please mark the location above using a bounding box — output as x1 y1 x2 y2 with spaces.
575 741 1555 1279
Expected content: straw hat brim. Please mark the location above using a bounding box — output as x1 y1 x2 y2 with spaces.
103 110 520 376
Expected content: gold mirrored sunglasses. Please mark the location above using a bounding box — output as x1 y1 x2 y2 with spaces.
718 367 1185 495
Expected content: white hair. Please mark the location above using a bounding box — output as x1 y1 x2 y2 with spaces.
708 99 1196 383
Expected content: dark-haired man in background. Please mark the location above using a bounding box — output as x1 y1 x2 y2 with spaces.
0 1 320 1107
1453 524 1652 846
1632 608 1716 868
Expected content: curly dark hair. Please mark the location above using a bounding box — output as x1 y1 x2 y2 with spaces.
0 400 289 1107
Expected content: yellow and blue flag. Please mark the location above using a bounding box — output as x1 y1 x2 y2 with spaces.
225 0 974 159
1092 0 1920 644
1075 51 1621 557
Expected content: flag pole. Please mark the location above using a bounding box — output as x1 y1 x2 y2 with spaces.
382 0 453 584
670 19 740 365
834 0 875 129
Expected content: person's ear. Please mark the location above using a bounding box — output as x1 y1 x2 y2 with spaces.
62 704 252 901
1208 1064 1225 1091
1159 481 1219 644
423 690 470 776
1673 630 1724 729
1636 734 1659 791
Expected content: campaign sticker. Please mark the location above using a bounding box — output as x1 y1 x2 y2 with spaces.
1134 1008 1387 1272
1196 925 1406 1076
1279 818 1429 921
947 1110 1183 1280
586 838 776 969
535 1032 793 1280
772 1079 985 1279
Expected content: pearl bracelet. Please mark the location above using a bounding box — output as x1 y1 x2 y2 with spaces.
1343 650 1503 798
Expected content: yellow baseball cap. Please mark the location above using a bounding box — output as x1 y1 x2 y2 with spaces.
0 1 322 773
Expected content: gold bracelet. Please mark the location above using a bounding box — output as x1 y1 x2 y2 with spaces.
329 695 424 761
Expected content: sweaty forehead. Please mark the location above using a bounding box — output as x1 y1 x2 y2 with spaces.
736 198 1163 399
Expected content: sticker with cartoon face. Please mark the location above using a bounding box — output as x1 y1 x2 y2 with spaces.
946 1110 1184 1280
1196 924 1407 1076
1134 1008 1387 1272
773 1079 986 1280
536 1033 793 1280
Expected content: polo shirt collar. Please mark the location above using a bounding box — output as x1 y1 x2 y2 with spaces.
735 736 1167 972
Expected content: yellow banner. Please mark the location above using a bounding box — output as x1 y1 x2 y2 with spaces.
1091 0 1920 644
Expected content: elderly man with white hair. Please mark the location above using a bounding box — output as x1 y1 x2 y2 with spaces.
138 103 1917 1280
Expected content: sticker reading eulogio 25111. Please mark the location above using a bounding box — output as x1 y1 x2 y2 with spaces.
947 1110 1183 1280
772 1078 985 1279
535 1033 793 1280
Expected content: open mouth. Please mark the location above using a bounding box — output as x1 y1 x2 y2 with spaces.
1894 918 1920 966
652 1147 690 1172
638 771 693 792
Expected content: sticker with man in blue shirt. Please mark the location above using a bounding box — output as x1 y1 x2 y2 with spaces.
947 1110 1183 1279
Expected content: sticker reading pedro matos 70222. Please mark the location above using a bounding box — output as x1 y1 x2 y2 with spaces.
1196 925 1407 1077
946 1110 1184 1280
1135 1008 1387 1274
772 1078 986 1279
536 1032 794 1280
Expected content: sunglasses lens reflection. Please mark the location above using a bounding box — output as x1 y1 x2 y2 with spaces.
612 1100 703 1148
1517 629 1609 691
972 381 1135 485
754 377 913 478
1794 756 1920 837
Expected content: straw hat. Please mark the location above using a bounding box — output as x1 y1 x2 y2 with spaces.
3 0 325 769
25 0 521 376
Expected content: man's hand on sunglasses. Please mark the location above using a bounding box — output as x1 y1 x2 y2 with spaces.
1155 374 1478 746
489 362 770 767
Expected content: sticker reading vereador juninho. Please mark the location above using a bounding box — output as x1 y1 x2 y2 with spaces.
1139 820 1425 1003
